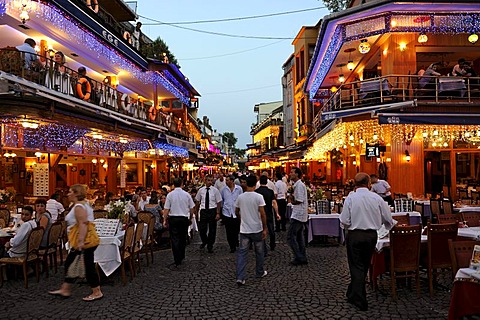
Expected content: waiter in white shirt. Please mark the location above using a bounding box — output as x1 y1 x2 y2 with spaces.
340 172 394 311
195 175 222 253
163 178 195 266
370 174 394 206
274 172 288 232
46 193 65 221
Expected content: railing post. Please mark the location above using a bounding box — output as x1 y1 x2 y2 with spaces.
380 78 383 103
467 77 471 102
435 77 438 103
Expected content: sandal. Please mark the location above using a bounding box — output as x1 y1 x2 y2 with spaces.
82 294 103 302
48 290 71 298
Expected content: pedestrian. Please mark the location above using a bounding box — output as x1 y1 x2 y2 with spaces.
255 175 279 255
370 174 393 206
214 172 226 191
163 178 195 266
46 193 65 221
340 172 394 311
195 174 222 253
287 167 308 266
235 175 268 285
274 172 288 232
220 175 243 253
16 38 40 70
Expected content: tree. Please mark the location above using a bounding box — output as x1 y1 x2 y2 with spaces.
322 0 348 12
141 37 180 68
222 132 238 148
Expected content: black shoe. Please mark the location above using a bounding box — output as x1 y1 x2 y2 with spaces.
290 259 308 266
200 244 206 249
207 247 213 253
347 299 368 311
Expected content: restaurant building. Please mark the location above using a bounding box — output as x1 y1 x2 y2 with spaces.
0 0 200 199
304 0 480 198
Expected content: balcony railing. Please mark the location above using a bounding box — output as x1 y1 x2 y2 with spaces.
0 48 191 139
315 74 480 126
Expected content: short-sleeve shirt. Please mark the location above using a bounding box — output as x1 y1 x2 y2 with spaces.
221 185 243 218
235 192 266 234
275 180 288 200
371 180 392 197
164 187 195 218
255 186 275 222
290 179 308 223
195 186 222 210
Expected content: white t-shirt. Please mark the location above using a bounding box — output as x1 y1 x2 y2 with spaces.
164 187 195 218
235 191 266 234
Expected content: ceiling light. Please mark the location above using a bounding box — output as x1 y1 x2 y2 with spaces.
92 134 103 139
468 33 479 44
358 39 371 54
418 33 428 43
338 74 345 83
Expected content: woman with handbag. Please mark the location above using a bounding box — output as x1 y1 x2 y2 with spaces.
49 184 103 301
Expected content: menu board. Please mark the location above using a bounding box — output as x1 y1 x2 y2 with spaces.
33 163 49 197
471 245 480 269
93 218 120 237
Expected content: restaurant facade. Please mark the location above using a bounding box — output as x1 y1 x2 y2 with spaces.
0 0 201 200
304 0 480 198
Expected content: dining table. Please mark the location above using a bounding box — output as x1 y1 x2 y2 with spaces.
392 211 422 225
358 78 391 99
94 232 124 277
448 268 480 320
307 214 344 244
438 77 466 96
457 226 480 241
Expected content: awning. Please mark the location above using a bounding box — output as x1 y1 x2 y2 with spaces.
377 113 480 125
321 100 416 121
315 119 337 140
163 134 196 150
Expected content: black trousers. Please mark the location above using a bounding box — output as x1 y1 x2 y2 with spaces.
168 216 189 265
199 209 217 249
275 199 287 231
223 215 240 251
346 229 377 310
64 247 99 288
265 219 276 252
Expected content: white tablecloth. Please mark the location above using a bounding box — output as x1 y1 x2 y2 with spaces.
456 206 480 213
94 232 124 277
456 267 480 280
438 78 466 92
458 226 480 240
376 235 427 252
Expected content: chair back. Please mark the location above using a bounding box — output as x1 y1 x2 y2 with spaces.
137 211 155 242
394 199 413 212
393 214 410 226
46 221 63 249
461 212 480 227
132 223 145 253
471 191 480 202
442 185 450 199
0 47 23 76
448 239 477 277
427 222 458 269
414 202 424 216
0 218 6 228
458 189 468 200
390 225 422 272
442 200 454 215
430 199 442 216
121 224 135 256
436 213 460 224
0 208 10 226
324 190 333 201
26 227 45 260
137 211 153 224
93 209 108 219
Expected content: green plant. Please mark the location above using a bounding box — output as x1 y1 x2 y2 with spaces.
105 200 130 220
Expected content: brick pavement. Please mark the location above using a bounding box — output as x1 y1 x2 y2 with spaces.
0 225 452 319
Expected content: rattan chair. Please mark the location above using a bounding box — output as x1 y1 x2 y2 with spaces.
0 209 10 227
131 222 145 276
137 211 155 266
93 209 108 219
0 218 6 228
389 224 422 299
120 224 135 285
0 226 44 288
426 222 458 296
460 212 480 227
470 191 479 203
448 239 477 278
38 221 63 277
57 220 67 265
458 189 469 200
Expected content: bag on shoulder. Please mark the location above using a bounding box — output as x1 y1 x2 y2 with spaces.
68 222 100 250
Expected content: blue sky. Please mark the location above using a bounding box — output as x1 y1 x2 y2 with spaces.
137 1 329 148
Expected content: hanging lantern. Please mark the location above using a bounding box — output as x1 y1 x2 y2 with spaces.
338 74 345 83
418 33 428 43
468 33 479 44
347 60 354 71
358 39 371 54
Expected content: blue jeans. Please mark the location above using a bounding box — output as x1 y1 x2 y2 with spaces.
236 232 265 281
287 219 307 263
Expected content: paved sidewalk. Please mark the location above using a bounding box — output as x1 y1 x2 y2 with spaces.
0 226 451 319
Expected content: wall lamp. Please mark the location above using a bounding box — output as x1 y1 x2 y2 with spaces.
405 150 411 162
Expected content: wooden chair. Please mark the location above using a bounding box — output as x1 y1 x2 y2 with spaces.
0 209 10 227
394 214 410 226
442 185 450 200
137 211 155 266
57 220 67 265
131 222 145 275
471 191 480 203
458 189 468 200
389 225 422 299
460 212 480 227
119 224 135 285
426 222 458 296
436 213 461 224
430 199 442 221
0 227 44 288
394 199 413 212
442 200 454 215
38 221 63 277
93 209 108 219
0 218 6 228
448 239 477 278
324 190 333 201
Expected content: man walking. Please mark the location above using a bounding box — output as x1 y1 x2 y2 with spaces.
274 172 288 231
195 175 222 253
221 175 243 253
163 178 195 266
340 172 394 311
287 167 308 265
256 175 279 254
235 175 267 285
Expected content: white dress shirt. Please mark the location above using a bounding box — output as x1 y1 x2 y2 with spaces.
221 185 243 218
275 180 288 200
371 180 392 197
290 179 308 222
340 188 395 231
195 186 222 210
214 178 227 191
164 187 195 218
46 199 64 221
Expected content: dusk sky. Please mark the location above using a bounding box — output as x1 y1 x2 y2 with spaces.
137 1 329 148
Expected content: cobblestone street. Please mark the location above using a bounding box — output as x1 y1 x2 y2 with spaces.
0 226 451 319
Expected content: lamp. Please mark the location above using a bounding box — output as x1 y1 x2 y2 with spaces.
336 63 346 83
358 39 370 54
344 48 356 71
468 33 479 44
338 74 345 83
91 158 98 164
99 159 105 164
405 150 411 162
418 33 428 43
102 163 108 169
